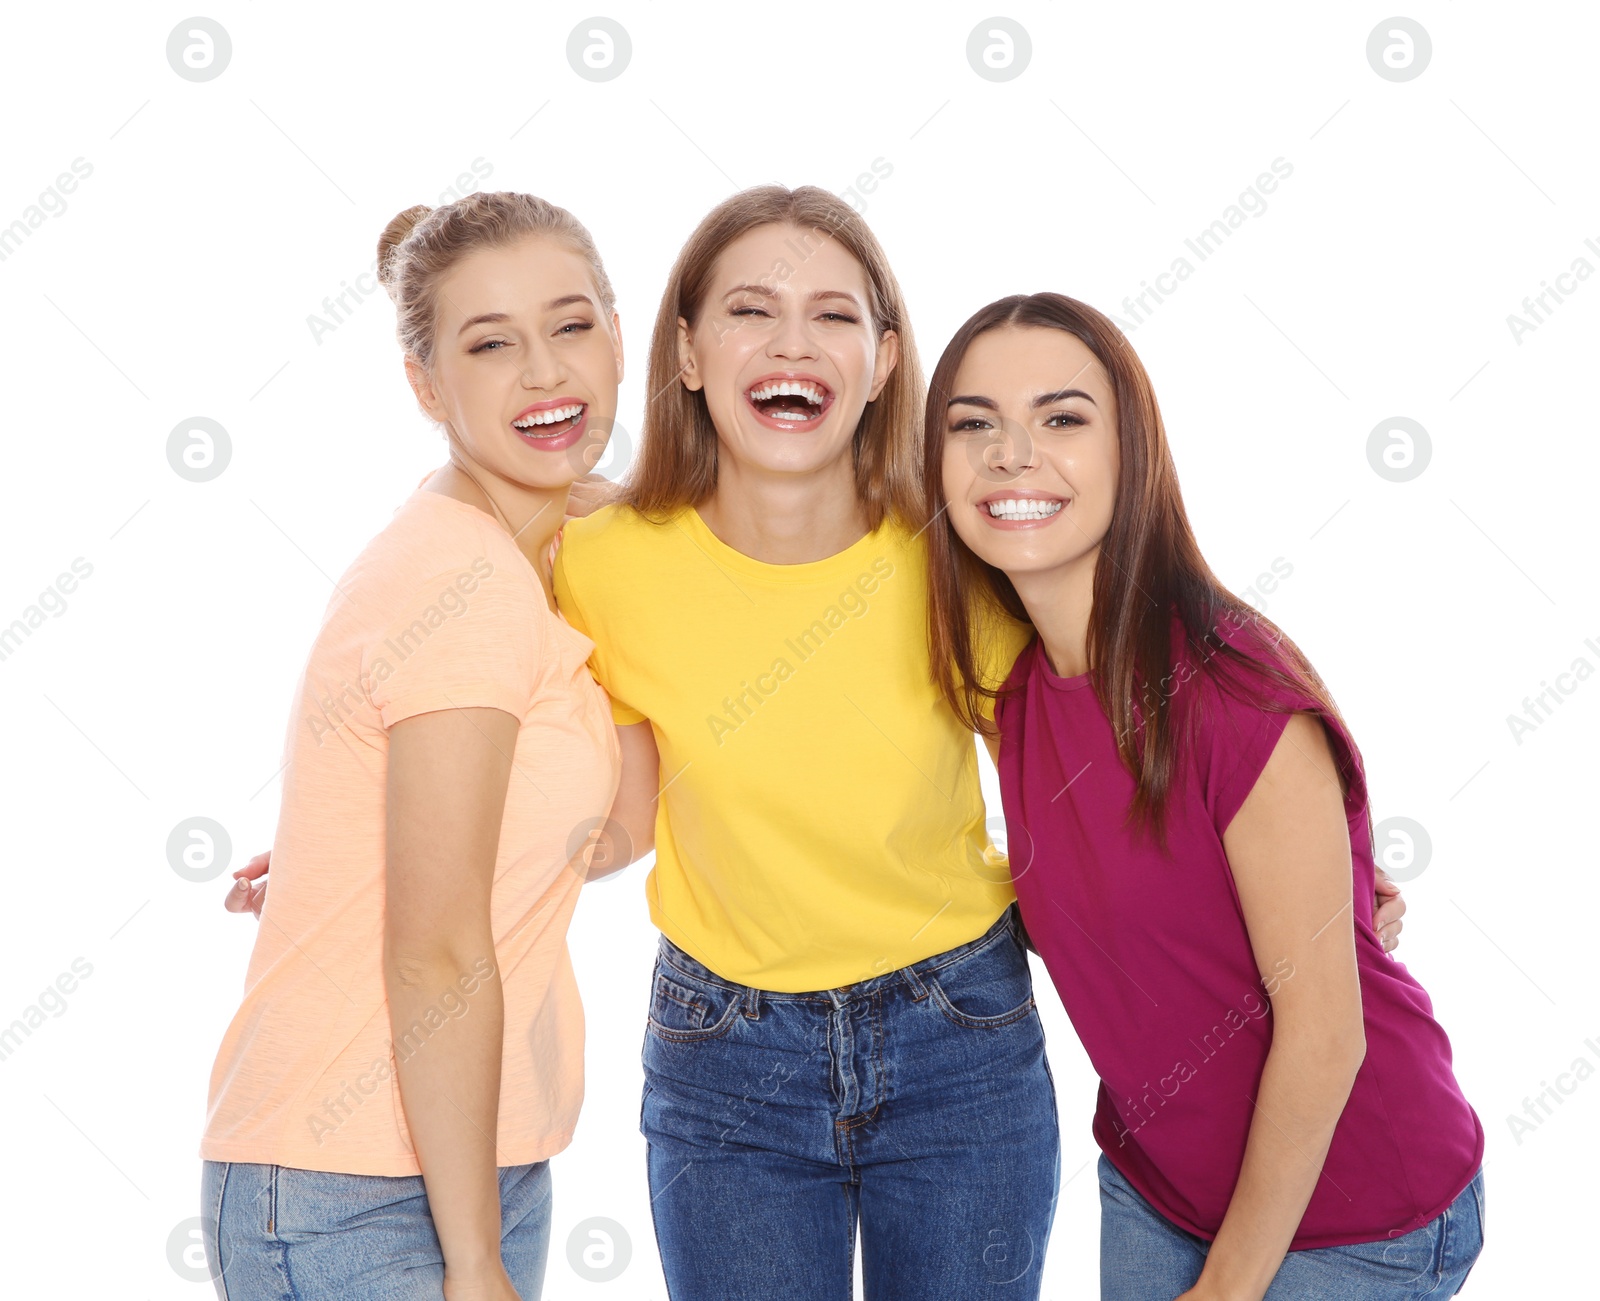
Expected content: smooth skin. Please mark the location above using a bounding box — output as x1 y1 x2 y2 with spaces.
941 324 1382 1301
676 221 900 564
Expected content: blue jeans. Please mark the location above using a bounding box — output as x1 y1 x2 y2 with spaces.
1099 1153 1485 1299
640 903 1061 1300
200 1158 552 1298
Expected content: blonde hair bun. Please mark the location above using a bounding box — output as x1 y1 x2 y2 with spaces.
376 205 433 296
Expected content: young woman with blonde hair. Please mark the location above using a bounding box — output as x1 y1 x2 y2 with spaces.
201 191 656 1300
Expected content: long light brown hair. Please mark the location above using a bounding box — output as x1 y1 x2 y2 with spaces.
924 293 1357 837
623 186 924 530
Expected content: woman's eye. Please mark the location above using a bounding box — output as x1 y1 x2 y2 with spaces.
556 321 595 335
469 339 508 353
730 306 769 318
1045 411 1085 428
949 417 993 434
819 311 860 324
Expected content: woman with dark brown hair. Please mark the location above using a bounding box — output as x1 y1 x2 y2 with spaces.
926 292 1483 1300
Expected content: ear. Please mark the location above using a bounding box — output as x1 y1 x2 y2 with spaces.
404 356 449 424
610 310 625 385
866 328 900 402
676 316 703 392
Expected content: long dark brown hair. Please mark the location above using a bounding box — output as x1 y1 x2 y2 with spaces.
622 186 925 531
924 293 1358 837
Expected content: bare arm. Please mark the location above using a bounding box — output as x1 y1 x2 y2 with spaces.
385 706 522 1301
1179 712 1367 1301
580 720 659 880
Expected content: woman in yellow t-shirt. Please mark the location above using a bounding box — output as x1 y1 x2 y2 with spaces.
202 192 649 1301
551 187 1054 1299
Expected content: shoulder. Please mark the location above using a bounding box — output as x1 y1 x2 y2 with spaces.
554 504 689 640
347 494 537 605
379 492 519 561
558 504 679 586
1173 608 1367 821
561 502 678 554
1177 608 1316 723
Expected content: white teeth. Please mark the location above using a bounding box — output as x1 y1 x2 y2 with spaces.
513 403 584 428
748 380 826 406
986 499 1064 520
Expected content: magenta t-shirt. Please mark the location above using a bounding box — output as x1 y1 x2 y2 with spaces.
995 617 1483 1249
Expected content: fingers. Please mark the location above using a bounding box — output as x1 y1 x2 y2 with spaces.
223 877 268 916
233 850 271 882
224 878 252 913
1376 916 1403 955
1373 889 1407 930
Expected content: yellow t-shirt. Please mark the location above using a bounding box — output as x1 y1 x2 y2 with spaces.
553 503 1032 991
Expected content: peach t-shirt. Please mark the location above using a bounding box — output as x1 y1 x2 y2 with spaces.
201 487 620 1176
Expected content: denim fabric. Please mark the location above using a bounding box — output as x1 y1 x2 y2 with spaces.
201 1158 551 1298
641 903 1061 1300
1098 1153 1485 1299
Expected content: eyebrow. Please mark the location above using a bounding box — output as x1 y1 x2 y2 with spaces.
455 295 595 335
946 387 1098 410
722 284 864 307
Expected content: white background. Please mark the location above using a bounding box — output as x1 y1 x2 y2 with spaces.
1 2 1595 1296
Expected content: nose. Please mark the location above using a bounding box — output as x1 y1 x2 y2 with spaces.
517 337 567 390
981 416 1038 479
766 306 818 363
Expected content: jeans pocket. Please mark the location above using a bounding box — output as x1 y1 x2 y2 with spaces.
926 933 1037 1030
646 964 744 1043
1305 1222 1437 1291
272 1163 427 1239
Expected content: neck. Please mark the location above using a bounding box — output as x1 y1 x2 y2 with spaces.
698 451 870 564
425 455 567 599
1009 551 1098 678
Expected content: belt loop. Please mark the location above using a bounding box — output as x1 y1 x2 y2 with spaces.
900 960 928 1001
742 983 760 1018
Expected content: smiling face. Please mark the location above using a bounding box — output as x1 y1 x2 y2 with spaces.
941 325 1120 580
408 234 624 489
676 222 898 481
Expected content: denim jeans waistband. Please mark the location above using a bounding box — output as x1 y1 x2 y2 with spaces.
655 902 1023 1007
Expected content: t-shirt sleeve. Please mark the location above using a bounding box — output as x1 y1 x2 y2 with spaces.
552 525 647 727
365 547 544 729
1192 643 1367 837
1198 683 1296 836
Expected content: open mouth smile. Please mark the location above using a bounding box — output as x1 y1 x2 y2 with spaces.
744 373 835 431
511 399 588 451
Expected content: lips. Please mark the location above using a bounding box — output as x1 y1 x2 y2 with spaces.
511 398 588 452
744 372 834 431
